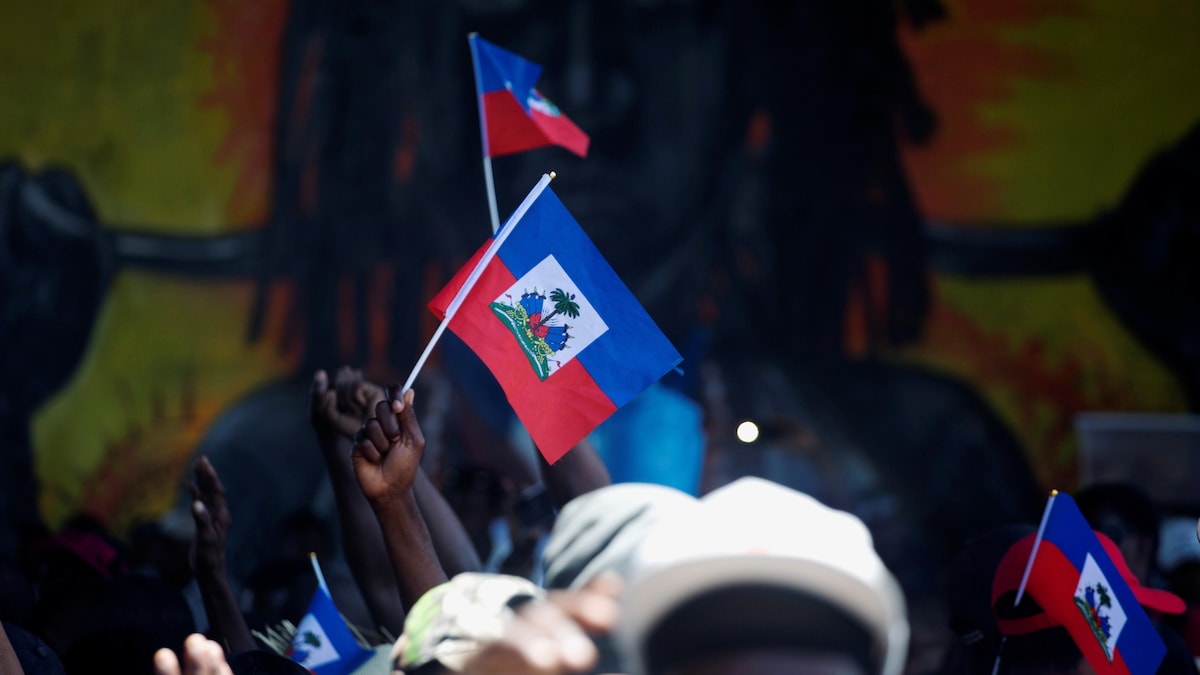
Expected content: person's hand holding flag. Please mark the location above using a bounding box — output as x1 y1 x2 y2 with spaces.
352 387 424 506
352 387 447 610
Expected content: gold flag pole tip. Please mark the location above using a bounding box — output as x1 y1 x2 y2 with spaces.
549 171 557 180
1049 489 1059 497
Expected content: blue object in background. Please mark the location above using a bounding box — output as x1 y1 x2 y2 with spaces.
590 381 706 495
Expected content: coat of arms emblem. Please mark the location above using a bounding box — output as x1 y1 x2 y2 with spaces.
491 255 608 380
1073 553 1128 661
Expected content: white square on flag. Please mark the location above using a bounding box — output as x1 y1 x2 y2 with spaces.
291 611 341 669
1073 553 1128 661
490 254 609 380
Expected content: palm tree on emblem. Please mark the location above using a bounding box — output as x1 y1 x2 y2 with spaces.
536 288 580 328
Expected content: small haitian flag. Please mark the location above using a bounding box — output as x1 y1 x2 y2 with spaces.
429 180 681 463
469 34 590 158
1016 492 1165 675
288 585 374 675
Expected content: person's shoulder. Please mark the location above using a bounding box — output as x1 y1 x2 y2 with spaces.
2 621 66 675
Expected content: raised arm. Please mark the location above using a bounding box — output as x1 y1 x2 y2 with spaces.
313 369 481 621
539 438 612 511
413 465 484 576
309 368 407 634
188 456 256 654
353 388 447 610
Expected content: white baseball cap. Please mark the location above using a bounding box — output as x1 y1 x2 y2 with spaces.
617 477 909 675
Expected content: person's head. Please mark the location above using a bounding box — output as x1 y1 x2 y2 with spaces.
227 649 313 675
36 574 194 675
941 524 1035 675
544 482 699 591
539 482 698 673
658 647 869 675
277 511 334 563
28 515 128 595
128 520 191 588
391 572 544 675
1076 482 1159 584
618 477 908 675
1156 516 1200 603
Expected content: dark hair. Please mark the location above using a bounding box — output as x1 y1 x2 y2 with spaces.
945 525 1034 644
642 584 876 675
41 575 194 675
1075 482 1158 546
228 649 313 675
996 628 1082 675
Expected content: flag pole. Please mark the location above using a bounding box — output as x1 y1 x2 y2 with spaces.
468 32 502 235
990 637 1007 675
309 552 329 594
991 489 1059 675
1015 489 1058 604
482 158 501 235
400 172 555 393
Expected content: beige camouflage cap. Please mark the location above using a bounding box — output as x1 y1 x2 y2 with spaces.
392 572 544 673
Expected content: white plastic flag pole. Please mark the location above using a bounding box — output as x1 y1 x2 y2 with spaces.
1015 489 1058 605
309 552 329 594
482 158 501 235
468 32 502 235
400 172 555 394
992 489 1059 675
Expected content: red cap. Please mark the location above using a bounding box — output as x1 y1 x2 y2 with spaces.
991 531 1184 636
1095 532 1186 616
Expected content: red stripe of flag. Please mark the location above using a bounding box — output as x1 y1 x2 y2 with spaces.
482 91 548 157
1029 542 1133 675
482 91 589 158
431 243 616 463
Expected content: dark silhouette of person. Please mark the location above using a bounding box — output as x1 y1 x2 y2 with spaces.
0 162 111 538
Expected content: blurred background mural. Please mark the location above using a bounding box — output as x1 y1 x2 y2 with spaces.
2 0 1199 626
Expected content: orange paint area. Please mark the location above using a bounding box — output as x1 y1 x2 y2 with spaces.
904 292 1140 490
199 0 290 225
898 0 1080 221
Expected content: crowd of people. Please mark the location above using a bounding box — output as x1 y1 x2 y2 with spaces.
2 366 1200 675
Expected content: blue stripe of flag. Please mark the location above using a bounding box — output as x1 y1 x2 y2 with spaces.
472 35 541 112
495 189 682 407
1044 493 1164 675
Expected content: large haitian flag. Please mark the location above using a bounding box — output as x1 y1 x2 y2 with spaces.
469 34 590 158
430 185 681 463
1018 492 1165 675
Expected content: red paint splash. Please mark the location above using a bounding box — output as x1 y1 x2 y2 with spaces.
199 0 291 226
898 0 1081 222
80 383 200 533
915 295 1131 489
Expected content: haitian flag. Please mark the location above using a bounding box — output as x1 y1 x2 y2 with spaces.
288 585 374 675
1015 492 1165 675
469 34 590 158
429 181 681 463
